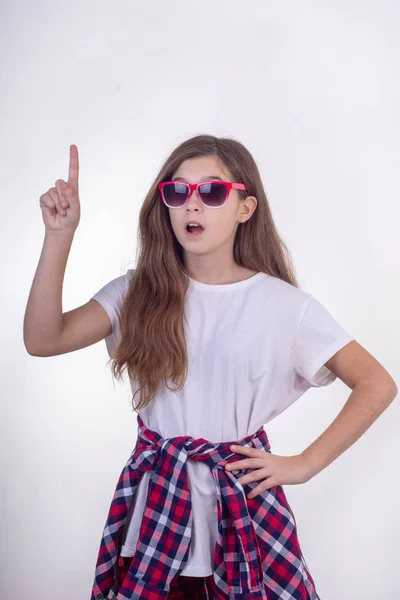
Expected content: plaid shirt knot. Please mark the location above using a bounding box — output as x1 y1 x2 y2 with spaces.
90 415 320 600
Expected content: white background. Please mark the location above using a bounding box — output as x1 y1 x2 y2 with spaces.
1 1 399 598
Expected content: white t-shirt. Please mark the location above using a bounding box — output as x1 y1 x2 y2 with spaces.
90 269 353 576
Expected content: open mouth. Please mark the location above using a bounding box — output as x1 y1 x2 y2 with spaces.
185 224 205 236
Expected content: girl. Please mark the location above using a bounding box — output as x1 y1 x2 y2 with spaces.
25 136 397 600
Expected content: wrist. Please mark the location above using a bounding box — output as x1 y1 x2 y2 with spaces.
298 452 318 481
44 229 76 242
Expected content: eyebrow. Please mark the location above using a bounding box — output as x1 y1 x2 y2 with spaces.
172 175 224 182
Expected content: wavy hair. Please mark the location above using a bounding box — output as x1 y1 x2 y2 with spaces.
110 134 300 411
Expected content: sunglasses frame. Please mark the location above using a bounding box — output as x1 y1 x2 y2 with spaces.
158 180 247 208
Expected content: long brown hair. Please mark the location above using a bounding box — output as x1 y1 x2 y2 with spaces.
110 134 300 411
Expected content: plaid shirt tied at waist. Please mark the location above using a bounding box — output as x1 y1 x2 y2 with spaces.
90 415 321 600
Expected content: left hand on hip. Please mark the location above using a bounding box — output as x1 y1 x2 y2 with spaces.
224 445 311 499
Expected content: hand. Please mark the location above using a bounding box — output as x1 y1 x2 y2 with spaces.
39 144 81 234
224 444 312 499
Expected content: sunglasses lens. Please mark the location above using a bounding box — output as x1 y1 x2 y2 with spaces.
162 183 188 207
198 183 227 207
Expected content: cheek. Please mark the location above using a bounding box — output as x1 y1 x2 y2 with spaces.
168 211 180 231
214 211 237 235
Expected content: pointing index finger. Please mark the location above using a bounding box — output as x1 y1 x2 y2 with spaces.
68 144 79 192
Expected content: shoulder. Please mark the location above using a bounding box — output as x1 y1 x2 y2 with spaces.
111 267 135 290
257 275 351 338
258 273 311 312
91 268 135 304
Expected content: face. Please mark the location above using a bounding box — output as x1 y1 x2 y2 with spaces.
167 155 257 259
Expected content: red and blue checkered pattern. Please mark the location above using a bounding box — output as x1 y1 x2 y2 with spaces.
90 415 321 599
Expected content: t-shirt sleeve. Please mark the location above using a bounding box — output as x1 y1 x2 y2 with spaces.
292 295 354 388
90 268 134 357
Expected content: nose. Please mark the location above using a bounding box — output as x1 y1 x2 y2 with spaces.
186 187 201 208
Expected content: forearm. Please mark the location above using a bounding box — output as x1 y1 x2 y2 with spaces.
300 380 397 479
23 231 75 353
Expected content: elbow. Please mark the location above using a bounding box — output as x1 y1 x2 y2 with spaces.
24 344 39 357
357 369 398 400
388 380 398 401
380 373 398 401
24 339 48 357
24 338 36 356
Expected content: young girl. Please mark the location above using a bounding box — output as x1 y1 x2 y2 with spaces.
25 137 397 600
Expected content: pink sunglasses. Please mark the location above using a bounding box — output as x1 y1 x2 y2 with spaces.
158 180 247 208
